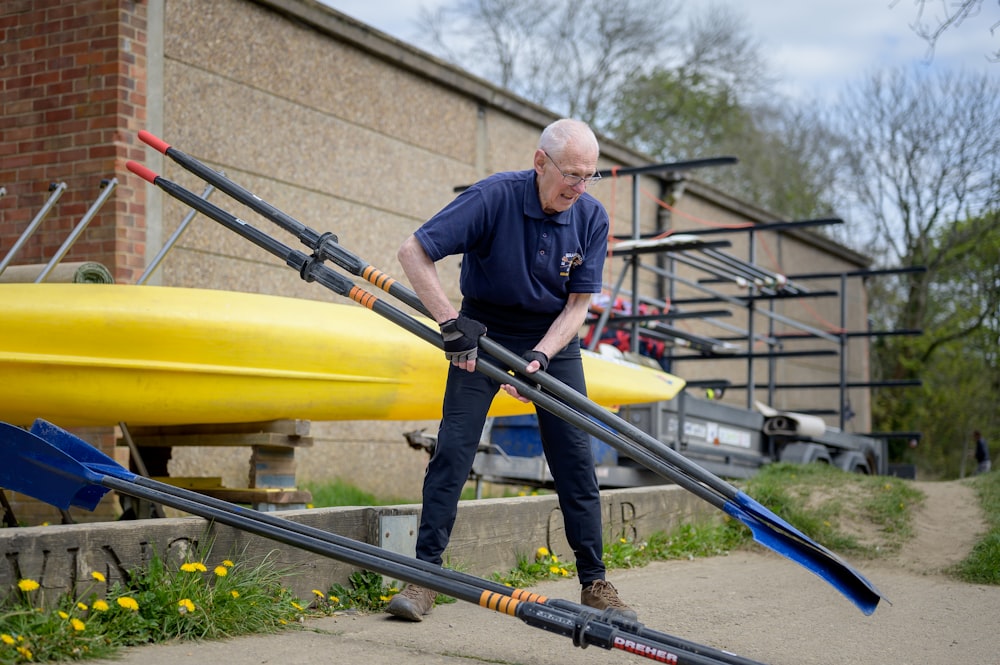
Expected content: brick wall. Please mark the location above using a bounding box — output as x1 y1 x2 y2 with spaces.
0 0 148 283
0 1 148 524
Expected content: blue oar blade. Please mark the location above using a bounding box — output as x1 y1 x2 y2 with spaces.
724 491 886 615
30 419 138 483
0 422 110 511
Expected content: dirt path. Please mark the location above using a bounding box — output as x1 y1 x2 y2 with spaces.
89 480 999 665
895 480 986 572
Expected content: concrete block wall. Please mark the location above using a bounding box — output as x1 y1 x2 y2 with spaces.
0 484 716 605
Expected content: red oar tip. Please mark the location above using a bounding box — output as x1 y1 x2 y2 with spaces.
126 160 158 184
138 129 170 154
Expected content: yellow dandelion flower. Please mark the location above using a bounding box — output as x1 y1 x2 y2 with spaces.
77 602 88 611
535 546 549 559
180 562 207 573
214 566 228 577
116 596 139 611
58 611 69 620
17 579 39 592
619 537 627 544
279 619 287 625
329 595 339 604
291 601 304 611
311 589 325 599
70 618 85 632
549 565 560 574
16 646 32 660
178 598 195 614
380 595 391 602
230 590 240 599
1 634 15 646
91 571 106 583
92 600 109 612
222 560 234 567
550 554 559 563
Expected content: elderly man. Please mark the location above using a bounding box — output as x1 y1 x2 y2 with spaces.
389 118 635 622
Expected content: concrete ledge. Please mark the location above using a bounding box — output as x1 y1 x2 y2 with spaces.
0 485 715 603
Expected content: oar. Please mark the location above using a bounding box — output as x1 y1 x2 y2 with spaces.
0 422 758 665
28 419 763 665
126 159 885 615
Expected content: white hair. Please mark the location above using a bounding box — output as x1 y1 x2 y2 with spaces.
538 119 599 158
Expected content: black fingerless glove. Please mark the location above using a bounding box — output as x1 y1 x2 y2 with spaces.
522 349 549 372
439 315 486 363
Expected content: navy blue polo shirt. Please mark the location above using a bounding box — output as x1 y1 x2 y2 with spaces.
415 169 608 330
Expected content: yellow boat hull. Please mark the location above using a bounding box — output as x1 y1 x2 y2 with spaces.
0 284 684 427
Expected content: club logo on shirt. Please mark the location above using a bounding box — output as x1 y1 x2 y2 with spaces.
560 252 584 276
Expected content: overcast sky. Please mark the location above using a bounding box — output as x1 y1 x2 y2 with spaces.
321 0 998 102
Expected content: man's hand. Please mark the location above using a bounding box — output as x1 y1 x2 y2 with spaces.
439 315 486 371
521 349 549 372
501 349 549 403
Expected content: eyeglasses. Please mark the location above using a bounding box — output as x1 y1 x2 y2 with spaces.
543 150 602 188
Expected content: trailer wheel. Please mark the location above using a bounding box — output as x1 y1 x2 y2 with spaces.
779 442 832 466
833 451 872 475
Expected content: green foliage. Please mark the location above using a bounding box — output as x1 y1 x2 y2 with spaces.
0 546 305 664
951 471 1000 584
492 547 577 588
303 478 410 507
326 570 397 613
870 213 1000 477
324 570 455 614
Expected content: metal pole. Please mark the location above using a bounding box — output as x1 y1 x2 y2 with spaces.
35 178 117 283
137 183 215 285
839 273 849 430
0 182 67 277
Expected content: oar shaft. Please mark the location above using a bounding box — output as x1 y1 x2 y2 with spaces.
97 475 740 665
122 474 759 665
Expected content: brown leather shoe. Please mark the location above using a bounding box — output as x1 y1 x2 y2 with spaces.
386 583 436 621
581 579 637 620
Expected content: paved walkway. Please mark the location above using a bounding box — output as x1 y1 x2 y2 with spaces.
84 551 1000 665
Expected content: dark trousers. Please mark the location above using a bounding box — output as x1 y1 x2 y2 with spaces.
414 334 606 585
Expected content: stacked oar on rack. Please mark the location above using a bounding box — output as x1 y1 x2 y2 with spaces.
1 130 885 663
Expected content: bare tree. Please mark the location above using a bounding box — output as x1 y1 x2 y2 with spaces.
415 0 682 127
828 67 1000 460
831 68 1000 280
891 0 1000 61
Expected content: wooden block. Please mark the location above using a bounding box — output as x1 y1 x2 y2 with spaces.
122 432 313 449
194 487 313 505
123 419 311 437
150 476 224 490
250 447 298 488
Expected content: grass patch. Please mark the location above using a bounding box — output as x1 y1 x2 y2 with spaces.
951 471 1000 585
731 462 924 558
0 543 308 664
302 478 410 507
